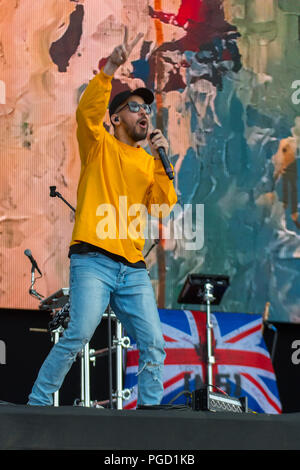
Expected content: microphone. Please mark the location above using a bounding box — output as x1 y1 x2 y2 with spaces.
150 132 174 180
24 249 42 276
49 186 57 197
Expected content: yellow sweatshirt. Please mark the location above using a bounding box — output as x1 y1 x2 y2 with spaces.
70 69 177 264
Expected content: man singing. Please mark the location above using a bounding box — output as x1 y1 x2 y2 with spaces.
28 28 177 407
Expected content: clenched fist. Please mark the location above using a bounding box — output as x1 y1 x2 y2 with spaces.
148 129 169 160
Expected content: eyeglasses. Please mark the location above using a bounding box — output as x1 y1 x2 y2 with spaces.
117 101 152 115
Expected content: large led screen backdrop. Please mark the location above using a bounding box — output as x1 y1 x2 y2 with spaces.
1 1 300 323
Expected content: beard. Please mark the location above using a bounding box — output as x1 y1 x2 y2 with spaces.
126 120 148 142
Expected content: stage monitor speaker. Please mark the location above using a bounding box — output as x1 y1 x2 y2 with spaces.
192 387 248 413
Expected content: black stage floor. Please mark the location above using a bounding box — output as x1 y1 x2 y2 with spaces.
1 404 300 451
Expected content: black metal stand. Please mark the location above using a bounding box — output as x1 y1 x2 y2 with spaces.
49 186 76 212
178 274 229 388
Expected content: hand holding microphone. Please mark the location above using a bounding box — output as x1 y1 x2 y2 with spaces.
148 129 174 180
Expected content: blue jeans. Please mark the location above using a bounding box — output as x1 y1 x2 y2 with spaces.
28 252 166 406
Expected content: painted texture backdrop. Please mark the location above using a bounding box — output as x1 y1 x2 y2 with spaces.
1 0 300 323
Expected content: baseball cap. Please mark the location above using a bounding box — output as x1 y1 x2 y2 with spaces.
109 88 154 117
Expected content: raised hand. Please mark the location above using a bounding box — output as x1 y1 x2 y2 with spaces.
104 26 144 75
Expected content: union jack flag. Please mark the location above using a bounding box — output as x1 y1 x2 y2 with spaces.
123 309 282 414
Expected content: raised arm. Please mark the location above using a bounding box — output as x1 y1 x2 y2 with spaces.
76 27 144 161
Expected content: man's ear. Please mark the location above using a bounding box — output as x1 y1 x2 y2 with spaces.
112 114 120 126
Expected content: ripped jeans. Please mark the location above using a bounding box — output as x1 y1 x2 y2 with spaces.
28 252 166 406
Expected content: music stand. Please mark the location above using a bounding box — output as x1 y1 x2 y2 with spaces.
178 274 229 388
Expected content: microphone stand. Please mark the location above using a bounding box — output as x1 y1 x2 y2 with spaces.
144 239 159 259
25 254 44 301
49 186 76 212
29 267 44 301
